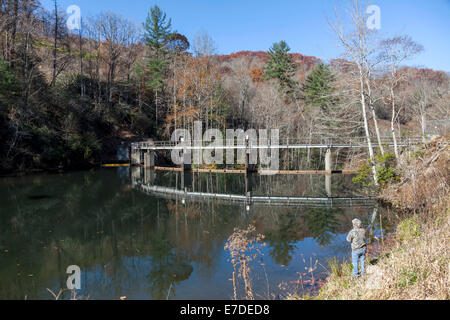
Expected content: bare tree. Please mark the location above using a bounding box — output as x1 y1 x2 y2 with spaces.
430 80 450 121
328 0 383 184
1 0 40 63
252 84 287 132
188 31 220 130
410 79 439 141
85 16 102 105
123 27 142 84
192 30 216 58
0 0 12 59
3 0 19 62
223 57 256 129
380 36 424 157
48 0 70 86
77 17 85 97
92 12 137 105
51 0 58 85
3 0 42 160
166 34 190 131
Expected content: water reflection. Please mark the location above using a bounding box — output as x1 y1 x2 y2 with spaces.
305 208 342 247
0 168 386 300
133 168 359 199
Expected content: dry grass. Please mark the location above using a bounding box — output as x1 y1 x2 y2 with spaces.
46 288 90 300
224 225 266 300
382 135 449 216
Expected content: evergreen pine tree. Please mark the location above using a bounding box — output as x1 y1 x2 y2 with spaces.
143 5 172 57
147 57 165 96
0 59 17 103
264 41 298 95
303 63 343 136
302 63 337 111
143 5 173 128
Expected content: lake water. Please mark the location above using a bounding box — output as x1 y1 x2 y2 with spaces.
0 168 383 300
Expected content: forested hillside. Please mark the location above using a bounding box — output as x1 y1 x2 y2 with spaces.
0 0 448 173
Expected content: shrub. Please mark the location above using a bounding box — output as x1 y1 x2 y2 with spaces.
328 258 352 278
411 150 425 161
66 132 101 164
0 59 17 101
375 153 401 187
353 163 374 188
353 152 401 189
397 215 422 242
398 268 419 289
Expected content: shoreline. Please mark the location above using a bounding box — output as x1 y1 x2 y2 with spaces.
294 136 449 300
0 163 103 178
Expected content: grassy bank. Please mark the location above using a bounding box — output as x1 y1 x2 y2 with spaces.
293 136 449 300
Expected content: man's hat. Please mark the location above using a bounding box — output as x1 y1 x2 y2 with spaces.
352 219 362 228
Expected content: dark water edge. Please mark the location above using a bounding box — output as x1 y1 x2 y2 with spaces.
0 168 389 300
0 163 102 178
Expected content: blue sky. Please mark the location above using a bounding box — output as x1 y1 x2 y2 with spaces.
41 0 450 71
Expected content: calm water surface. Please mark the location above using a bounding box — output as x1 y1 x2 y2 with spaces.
0 168 384 300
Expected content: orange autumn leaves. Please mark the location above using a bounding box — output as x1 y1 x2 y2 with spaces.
164 56 225 136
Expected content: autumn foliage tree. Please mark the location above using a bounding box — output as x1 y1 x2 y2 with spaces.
250 67 264 85
164 54 226 136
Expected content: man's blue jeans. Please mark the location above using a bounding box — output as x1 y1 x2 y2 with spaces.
352 248 366 277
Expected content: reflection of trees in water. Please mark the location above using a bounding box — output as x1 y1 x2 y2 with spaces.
0 171 164 298
0 169 373 299
146 230 193 300
255 207 346 266
304 208 343 247
165 200 247 280
264 212 299 266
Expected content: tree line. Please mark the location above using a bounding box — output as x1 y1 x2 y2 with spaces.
0 0 448 176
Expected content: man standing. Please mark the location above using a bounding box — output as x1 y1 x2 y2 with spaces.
347 219 367 278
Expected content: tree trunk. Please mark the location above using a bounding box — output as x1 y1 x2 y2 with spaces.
421 113 427 143
52 0 58 86
365 78 385 155
155 90 159 129
359 76 378 186
10 0 19 64
371 105 385 155
79 26 85 97
391 88 400 159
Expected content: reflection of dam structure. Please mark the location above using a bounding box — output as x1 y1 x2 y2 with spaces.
132 168 375 209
